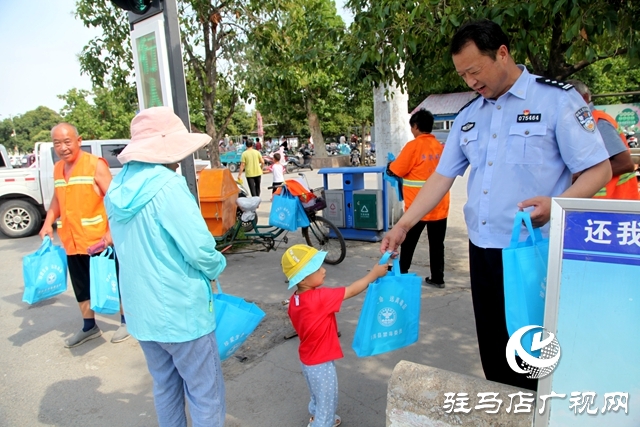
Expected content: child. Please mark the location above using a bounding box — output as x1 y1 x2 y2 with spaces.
272 152 284 194
281 245 389 427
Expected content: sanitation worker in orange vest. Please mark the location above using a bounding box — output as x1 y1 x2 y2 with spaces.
568 80 638 200
388 109 451 288
39 123 129 348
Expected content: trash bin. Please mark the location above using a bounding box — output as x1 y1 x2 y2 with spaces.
198 168 239 237
317 166 389 242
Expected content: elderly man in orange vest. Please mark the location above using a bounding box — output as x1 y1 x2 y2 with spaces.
568 80 638 200
388 109 450 288
40 123 129 347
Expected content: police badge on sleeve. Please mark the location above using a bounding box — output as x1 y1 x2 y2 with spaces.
575 106 596 132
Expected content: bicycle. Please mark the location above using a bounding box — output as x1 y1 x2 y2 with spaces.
214 179 346 264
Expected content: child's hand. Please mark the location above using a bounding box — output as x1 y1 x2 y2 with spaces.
370 262 389 279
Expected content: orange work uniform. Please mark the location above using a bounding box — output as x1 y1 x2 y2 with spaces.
388 133 450 220
53 152 109 255
592 110 639 200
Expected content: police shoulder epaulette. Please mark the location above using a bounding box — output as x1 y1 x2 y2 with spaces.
536 77 574 91
458 94 481 113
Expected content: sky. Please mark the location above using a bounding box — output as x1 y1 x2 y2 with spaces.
0 0 353 121
0 1 101 119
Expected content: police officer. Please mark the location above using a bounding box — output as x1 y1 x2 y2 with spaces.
381 20 611 390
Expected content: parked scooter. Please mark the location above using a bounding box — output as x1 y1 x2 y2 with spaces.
350 145 361 167
626 131 638 148
286 147 313 174
235 179 258 232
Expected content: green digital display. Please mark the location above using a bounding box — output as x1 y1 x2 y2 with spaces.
135 31 164 108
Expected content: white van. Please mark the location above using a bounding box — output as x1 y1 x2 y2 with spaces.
0 140 128 238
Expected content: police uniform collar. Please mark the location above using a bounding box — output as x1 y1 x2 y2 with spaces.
477 65 529 106
506 65 529 100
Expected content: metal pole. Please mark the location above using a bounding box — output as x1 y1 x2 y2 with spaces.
162 0 199 200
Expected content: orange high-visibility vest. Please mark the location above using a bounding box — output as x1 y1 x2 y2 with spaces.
592 110 639 200
389 133 450 221
53 152 109 255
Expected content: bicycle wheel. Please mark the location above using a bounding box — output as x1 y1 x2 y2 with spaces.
302 216 346 265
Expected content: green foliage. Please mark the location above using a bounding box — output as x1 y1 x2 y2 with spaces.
58 88 136 140
0 107 63 153
244 0 367 155
574 56 640 105
75 0 248 166
345 0 640 97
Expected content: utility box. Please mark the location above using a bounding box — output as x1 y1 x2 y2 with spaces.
324 190 345 228
353 190 383 230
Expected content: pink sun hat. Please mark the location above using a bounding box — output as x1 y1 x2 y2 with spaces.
118 107 212 164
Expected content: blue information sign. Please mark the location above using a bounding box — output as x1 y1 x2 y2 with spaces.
536 199 640 427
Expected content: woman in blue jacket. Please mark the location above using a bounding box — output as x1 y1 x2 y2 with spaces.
105 107 227 427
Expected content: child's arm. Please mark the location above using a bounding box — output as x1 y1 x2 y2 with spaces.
344 262 389 300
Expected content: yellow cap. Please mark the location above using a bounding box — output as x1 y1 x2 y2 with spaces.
281 244 327 288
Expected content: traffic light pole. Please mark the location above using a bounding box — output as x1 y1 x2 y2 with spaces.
162 0 198 199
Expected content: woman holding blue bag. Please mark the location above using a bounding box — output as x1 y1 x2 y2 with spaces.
281 244 388 427
105 107 227 427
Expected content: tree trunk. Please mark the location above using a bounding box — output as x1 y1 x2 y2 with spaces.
305 97 326 157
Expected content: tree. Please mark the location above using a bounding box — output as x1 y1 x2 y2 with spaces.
345 0 640 98
75 0 248 167
245 0 348 156
58 88 136 140
6 107 63 152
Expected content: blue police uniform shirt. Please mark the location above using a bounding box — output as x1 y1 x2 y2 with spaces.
436 66 609 248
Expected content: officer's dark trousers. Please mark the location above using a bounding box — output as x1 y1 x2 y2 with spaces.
399 218 447 284
468 241 538 391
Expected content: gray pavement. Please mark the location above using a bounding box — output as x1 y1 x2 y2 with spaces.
0 169 481 427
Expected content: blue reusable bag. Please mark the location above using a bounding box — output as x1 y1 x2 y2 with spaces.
22 236 68 304
89 247 120 315
269 186 300 231
383 152 404 202
352 252 422 357
213 280 266 361
502 212 549 348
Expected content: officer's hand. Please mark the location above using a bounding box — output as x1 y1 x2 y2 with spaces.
380 225 408 255
39 223 54 241
517 196 552 228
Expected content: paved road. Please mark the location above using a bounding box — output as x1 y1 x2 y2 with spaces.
0 169 481 427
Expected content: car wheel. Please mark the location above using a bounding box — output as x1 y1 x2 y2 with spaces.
228 163 238 172
0 200 42 238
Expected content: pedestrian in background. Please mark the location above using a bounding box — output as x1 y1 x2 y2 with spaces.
381 19 610 391
568 79 638 200
39 123 129 348
105 107 227 427
238 139 265 197
272 152 285 194
388 109 449 288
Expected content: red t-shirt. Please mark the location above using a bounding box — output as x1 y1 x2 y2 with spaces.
288 287 345 365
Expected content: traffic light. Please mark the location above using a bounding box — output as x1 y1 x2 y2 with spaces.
111 0 163 25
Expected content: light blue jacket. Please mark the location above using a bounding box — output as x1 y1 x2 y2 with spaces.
105 162 226 343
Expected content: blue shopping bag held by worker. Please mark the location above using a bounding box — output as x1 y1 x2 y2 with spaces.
502 211 549 347
269 186 300 231
22 236 68 304
89 247 120 315
213 280 266 361
352 252 422 357
384 152 403 202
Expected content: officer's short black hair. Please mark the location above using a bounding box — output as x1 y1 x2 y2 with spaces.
450 19 510 59
409 109 434 133
246 140 254 148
